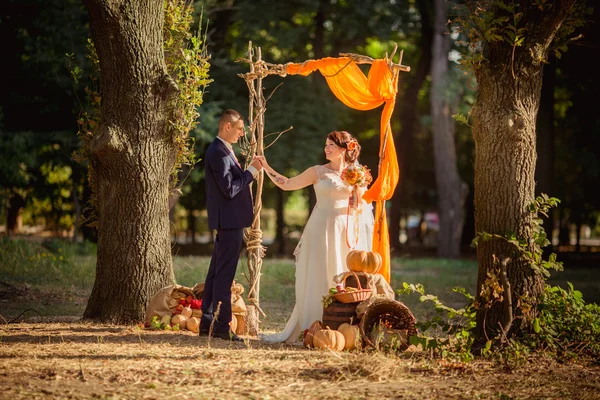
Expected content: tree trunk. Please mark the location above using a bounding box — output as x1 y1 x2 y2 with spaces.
389 0 434 252
430 0 466 258
83 0 177 323
6 193 25 235
472 0 577 343
473 63 543 342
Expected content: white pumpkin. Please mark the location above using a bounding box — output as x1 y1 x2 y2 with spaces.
171 314 188 330
337 323 361 351
187 317 200 333
181 306 193 319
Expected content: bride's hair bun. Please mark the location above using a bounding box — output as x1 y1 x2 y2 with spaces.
327 131 361 164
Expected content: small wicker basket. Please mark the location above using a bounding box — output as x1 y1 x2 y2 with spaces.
334 271 373 303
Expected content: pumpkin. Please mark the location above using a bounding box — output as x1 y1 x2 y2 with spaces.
187 317 200 333
313 327 345 351
171 314 188 330
229 316 238 333
346 250 382 274
337 323 361 351
181 306 193 319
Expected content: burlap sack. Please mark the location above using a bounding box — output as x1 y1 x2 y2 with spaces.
144 284 195 324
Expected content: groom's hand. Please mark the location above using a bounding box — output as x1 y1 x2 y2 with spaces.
254 156 267 168
250 156 263 171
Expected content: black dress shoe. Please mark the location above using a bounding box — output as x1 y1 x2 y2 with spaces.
211 330 244 342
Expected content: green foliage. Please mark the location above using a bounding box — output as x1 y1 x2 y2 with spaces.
163 1 212 187
398 195 599 363
451 1 591 70
526 283 600 360
397 282 476 361
471 194 563 278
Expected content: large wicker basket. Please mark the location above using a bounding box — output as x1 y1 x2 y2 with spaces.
334 271 372 303
359 298 417 351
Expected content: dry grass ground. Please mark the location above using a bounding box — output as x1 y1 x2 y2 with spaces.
2 241 600 399
1 320 599 399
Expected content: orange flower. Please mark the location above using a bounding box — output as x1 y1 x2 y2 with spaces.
346 140 357 151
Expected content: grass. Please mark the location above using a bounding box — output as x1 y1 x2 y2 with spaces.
1 238 598 324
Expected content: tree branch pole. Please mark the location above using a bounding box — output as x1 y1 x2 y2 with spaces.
240 42 267 336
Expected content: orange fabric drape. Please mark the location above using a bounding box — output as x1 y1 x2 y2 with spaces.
286 57 400 283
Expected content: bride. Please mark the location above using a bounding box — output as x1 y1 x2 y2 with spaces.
256 131 374 343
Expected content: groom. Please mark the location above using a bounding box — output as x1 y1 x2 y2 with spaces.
200 109 262 341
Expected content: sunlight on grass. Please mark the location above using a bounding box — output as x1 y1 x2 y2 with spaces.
0 237 97 290
391 257 478 321
1 239 597 324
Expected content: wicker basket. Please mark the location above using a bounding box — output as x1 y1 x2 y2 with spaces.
359 298 417 351
334 271 373 303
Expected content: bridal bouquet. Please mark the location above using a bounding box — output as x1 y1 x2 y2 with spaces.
341 164 372 188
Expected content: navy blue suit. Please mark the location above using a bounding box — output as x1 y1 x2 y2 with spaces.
201 138 255 334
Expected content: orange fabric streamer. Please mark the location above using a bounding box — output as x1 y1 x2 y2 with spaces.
286 57 400 283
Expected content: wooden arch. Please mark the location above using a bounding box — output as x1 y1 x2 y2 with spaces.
237 42 410 335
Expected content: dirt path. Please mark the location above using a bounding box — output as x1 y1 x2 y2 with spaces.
1 321 599 399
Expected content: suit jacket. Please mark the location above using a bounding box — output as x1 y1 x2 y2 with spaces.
205 138 255 230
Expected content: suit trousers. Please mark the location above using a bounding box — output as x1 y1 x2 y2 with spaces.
200 228 244 334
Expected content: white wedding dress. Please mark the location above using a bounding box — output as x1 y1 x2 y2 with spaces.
260 164 374 343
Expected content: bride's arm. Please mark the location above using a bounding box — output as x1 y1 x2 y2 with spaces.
258 156 317 191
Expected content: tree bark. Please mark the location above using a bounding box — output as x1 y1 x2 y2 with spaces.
389 0 433 252
83 0 177 323
430 0 467 258
472 0 577 343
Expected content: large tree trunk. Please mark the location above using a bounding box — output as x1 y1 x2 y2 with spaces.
472 1 577 343
389 0 433 252
430 0 466 258
83 0 177 323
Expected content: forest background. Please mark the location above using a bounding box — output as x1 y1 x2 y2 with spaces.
1 0 599 276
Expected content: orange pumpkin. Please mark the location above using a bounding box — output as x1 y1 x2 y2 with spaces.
346 250 382 274
313 327 345 351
